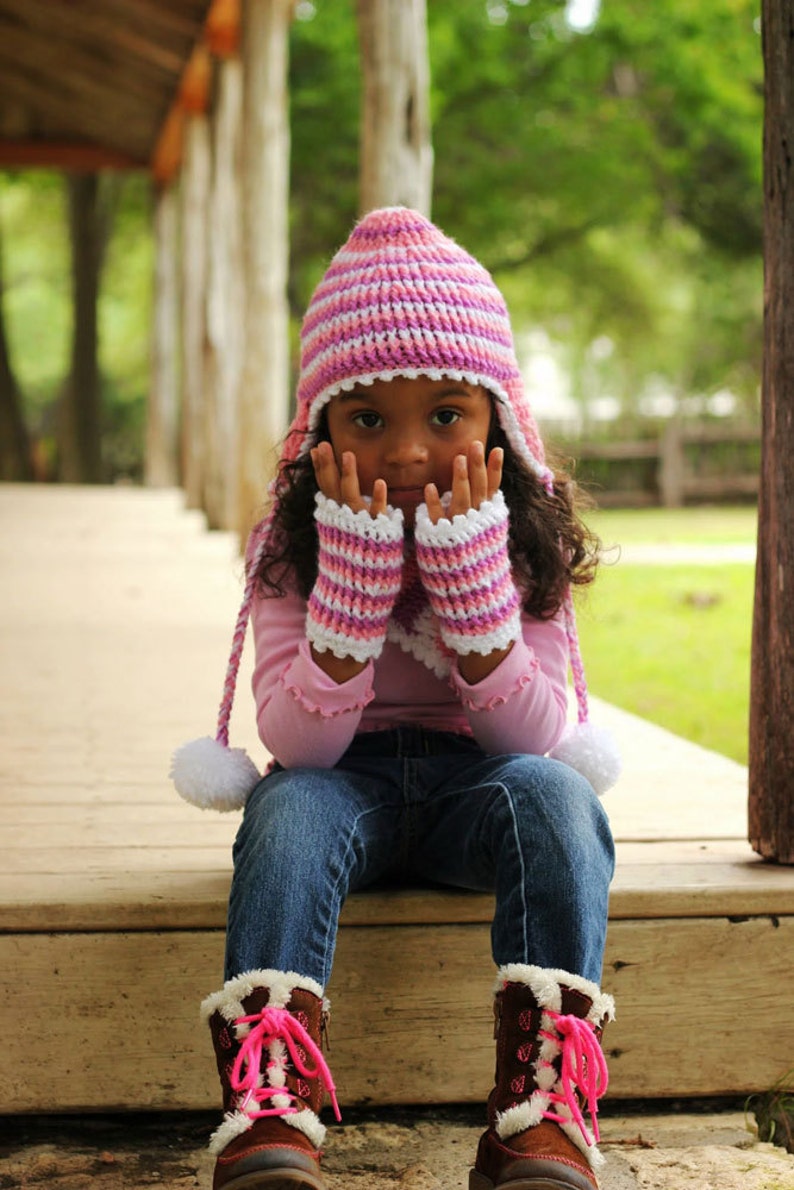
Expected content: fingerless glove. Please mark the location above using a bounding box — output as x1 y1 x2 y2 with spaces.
414 490 521 657
306 493 404 663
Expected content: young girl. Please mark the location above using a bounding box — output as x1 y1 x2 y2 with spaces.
173 207 620 1190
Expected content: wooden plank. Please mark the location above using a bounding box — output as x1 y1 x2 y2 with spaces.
1 841 793 933
1 915 791 1113
0 140 141 171
0 847 234 875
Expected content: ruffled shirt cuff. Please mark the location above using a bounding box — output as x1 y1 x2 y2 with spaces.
280 637 377 718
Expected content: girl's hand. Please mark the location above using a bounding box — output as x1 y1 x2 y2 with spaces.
311 442 388 518
424 442 503 525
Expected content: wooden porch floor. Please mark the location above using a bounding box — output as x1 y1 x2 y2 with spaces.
1 484 792 1114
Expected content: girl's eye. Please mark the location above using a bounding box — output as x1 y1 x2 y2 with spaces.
352 411 384 429
431 408 461 427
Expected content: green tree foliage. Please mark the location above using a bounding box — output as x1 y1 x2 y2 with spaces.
0 171 151 480
290 0 763 424
1 0 764 479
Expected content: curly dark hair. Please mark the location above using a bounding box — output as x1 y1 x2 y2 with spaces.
254 405 600 621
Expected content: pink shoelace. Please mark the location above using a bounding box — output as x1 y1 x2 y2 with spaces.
230 1005 342 1123
538 1010 609 1144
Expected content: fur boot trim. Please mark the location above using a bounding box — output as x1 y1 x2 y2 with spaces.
200 969 325 1024
208 1109 255 1156
207 1102 326 1155
281 1103 327 1148
494 963 615 1025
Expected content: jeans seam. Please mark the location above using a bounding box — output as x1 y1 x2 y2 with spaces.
502 784 530 964
320 802 389 986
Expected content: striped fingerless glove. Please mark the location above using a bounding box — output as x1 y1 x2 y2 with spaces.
306 493 405 663
414 490 521 657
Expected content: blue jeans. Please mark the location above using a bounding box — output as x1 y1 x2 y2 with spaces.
225 727 615 988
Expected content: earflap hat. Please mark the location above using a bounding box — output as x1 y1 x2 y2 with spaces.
171 207 621 809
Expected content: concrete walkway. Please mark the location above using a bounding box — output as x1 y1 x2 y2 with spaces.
1 1105 792 1189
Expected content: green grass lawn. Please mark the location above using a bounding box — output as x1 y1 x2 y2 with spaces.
587 505 758 546
575 508 756 764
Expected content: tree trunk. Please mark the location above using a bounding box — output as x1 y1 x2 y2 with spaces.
180 112 211 511
58 173 105 483
145 183 180 488
749 0 794 864
237 0 291 542
203 56 244 531
0 223 33 481
357 0 433 216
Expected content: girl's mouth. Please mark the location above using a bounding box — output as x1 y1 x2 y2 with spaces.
388 486 426 507
386 487 426 524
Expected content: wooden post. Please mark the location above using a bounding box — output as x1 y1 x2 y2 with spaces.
145 184 180 488
203 56 245 531
179 113 211 510
237 0 292 541
658 422 685 508
357 0 433 216
749 0 794 864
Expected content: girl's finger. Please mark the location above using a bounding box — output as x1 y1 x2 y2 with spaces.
339 451 365 512
311 442 342 502
447 452 471 518
370 478 388 518
468 440 488 509
424 482 443 525
486 446 504 499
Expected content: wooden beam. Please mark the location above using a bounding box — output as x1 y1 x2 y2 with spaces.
18 0 192 78
151 43 212 183
749 0 794 864
0 140 142 172
0 16 173 108
0 50 156 163
207 0 241 56
150 0 240 184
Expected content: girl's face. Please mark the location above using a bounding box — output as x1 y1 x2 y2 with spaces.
325 375 493 524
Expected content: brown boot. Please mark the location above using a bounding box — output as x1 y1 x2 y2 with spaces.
202 969 341 1190
470 965 614 1190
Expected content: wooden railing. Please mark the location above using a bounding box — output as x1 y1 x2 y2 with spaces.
558 423 761 507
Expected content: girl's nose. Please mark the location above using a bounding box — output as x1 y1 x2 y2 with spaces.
383 431 429 467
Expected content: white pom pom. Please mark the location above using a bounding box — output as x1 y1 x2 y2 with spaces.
549 721 622 797
170 736 261 811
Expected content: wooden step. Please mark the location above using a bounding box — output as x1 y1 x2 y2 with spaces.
1 485 792 1114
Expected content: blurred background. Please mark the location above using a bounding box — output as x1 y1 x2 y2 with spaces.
0 0 763 491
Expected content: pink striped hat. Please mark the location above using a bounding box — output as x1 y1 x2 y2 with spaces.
170 208 620 809
284 206 551 482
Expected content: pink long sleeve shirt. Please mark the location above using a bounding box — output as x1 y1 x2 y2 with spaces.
250 583 570 770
